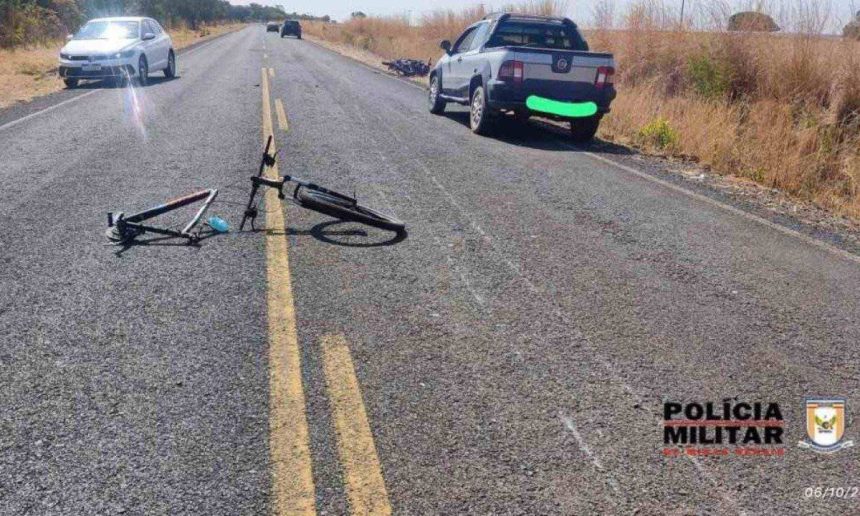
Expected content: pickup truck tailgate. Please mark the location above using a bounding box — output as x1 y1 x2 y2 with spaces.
511 47 613 102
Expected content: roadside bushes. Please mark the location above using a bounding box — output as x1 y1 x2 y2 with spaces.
638 118 679 150
587 0 860 216
0 0 289 48
0 1 72 47
687 54 729 100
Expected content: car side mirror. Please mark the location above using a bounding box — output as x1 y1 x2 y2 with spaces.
440 40 452 54
142 32 156 41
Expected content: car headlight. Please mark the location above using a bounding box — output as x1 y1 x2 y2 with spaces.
60 52 70 60
112 50 135 59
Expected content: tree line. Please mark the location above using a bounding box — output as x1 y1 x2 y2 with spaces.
0 0 328 47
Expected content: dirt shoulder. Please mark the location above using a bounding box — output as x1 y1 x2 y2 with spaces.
0 23 246 110
303 33 427 87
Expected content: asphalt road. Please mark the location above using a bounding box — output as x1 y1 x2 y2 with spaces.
1 25 859 515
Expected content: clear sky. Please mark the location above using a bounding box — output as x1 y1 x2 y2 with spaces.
244 0 859 30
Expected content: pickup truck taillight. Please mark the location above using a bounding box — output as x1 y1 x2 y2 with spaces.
595 66 615 89
498 60 524 85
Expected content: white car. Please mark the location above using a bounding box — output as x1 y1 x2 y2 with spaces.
59 17 175 88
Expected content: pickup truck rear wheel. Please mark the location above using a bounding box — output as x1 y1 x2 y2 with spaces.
570 115 601 143
428 75 446 114
63 78 79 89
470 85 493 135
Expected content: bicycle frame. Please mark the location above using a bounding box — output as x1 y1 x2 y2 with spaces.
107 188 219 243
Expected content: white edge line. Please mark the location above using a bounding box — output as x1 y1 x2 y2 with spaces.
0 27 243 134
577 149 860 266
0 90 99 133
560 414 621 495
317 28 860 267
309 36 860 267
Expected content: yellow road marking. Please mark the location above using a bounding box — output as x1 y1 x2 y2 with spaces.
269 67 275 78
321 335 392 515
275 99 289 132
262 68 317 515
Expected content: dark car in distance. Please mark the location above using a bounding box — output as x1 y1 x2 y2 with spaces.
281 20 302 39
266 22 280 32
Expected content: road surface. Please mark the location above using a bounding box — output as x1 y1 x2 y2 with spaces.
1 26 858 515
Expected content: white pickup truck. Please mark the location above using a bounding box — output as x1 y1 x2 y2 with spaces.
428 12 617 141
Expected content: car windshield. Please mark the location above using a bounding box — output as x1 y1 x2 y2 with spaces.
74 21 139 40
486 21 588 51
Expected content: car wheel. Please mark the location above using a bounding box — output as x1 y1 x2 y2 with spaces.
297 34 302 39
164 50 176 78
63 78 79 89
570 115 601 143
137 55 149 86
428 74 446 114
469 84 493 135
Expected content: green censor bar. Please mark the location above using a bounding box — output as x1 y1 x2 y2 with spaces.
526 96 598 118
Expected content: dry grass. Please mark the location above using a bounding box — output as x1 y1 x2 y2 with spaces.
303 1 567 62
306 1 860 218
589 23 860 216
0 23 245 109
0 46 60 107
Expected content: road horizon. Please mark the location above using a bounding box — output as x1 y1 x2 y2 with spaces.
1 25 858 515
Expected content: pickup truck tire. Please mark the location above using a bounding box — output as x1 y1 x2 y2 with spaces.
570 115 601 142
428 75 446 114
63 78 79 89
470 85 493 135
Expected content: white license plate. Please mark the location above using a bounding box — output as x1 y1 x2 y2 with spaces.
82 64 101 72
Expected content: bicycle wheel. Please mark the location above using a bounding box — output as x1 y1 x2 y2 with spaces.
296 188 406 233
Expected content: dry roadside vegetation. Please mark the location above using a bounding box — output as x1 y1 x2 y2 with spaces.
0 0 291 109
0 23 244 108
305 0 860 218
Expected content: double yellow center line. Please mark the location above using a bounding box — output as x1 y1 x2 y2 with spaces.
261 66 316 515
322 335 392 515
261 63 391 515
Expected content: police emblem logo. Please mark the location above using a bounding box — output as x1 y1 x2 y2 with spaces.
798 398 854 453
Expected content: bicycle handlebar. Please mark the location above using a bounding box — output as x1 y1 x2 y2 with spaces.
256 136 274 178
240 136 363 231
240 136 278 231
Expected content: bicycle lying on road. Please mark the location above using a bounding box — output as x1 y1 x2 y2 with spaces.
106 136 405 245
240 136 406 234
